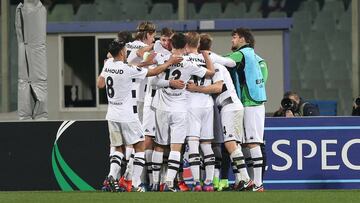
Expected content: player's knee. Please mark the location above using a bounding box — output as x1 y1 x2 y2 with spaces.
133 141 145 152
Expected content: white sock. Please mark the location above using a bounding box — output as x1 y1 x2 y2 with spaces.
132 152 145 188
160 153 169 184
160 164 168 184
108 151 124 180
151 151 163 184
200 143 215 184
242 147 254 180
230 147 250 184
250 146 263 186
109 147 116 156
125 147 134 161
145 149 154 185
165 151 181 188
214 168 220 180
123 147 134 180
212 145 222 180
124 153 134 180
188 139 200 182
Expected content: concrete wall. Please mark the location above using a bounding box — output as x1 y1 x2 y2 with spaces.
47 35 106 120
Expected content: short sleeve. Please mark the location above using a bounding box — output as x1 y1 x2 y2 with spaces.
259 61 269 83
153 40 162 53
128 65 148 80
226 51 243 63
212 64 224 83
127 49 138 64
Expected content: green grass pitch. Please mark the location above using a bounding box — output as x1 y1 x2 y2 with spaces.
0 190 359 203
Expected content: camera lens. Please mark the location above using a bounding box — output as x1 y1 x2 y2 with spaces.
281 98 294 110
356 97 360 106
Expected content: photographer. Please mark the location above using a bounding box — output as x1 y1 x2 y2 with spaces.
352 97 360 116
273 91 320 117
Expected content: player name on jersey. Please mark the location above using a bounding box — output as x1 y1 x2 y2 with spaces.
126 44 144 50
103 67 124 75
161 88 183 96
169 63 184 68
108 101 123 105
187 57 205 64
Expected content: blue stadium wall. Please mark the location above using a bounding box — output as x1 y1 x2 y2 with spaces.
0 117 359 191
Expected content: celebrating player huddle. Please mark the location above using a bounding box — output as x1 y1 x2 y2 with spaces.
97 21 268 193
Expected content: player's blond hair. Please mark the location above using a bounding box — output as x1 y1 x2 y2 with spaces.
135 21 156 41
185 32 200 48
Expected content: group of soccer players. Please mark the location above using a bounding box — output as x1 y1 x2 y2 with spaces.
97 20 267 193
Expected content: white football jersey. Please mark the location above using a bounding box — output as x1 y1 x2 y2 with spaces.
126 40 147 62
143 53 170 107
100 59 148 122
127 40 149 103
213 63 242 106
186 53 221 108
154 40 171 55
152 54 207 112
143 67 156 107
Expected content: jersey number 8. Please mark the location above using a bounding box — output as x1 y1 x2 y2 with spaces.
106 76 115 98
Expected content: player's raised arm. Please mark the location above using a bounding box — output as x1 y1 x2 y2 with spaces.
97 75 105 89
151 76 185 89
187 80 223 94
136 44 154 58
211 52 236 67
202 51 215 77
97 64 107 89
146 55 183 77
137 52 157 68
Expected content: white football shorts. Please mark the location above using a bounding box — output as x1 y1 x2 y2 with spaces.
142 105 156 137
155 109 187 145
108 120 145 147
221 103 244 143
243 104 265 144
137 101 144 123
187 107 214 140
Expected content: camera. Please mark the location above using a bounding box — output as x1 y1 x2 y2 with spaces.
281 98 297 112
352 97 360 116
355 97 360 106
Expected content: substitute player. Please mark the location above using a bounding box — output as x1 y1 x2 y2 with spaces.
226 28 268 192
